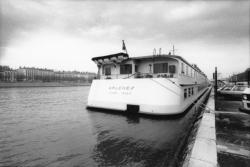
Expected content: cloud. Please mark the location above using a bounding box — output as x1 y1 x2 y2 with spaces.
0 0 249 77
1 0 249 46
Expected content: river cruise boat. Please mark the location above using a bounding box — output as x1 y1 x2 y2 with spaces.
87 52 210 115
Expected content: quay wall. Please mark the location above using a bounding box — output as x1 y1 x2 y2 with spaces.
182 89 217 167
165 87 212 166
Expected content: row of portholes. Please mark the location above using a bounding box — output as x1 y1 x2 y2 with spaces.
184 87 194 99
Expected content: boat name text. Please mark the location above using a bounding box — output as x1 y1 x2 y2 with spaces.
108 85 135 95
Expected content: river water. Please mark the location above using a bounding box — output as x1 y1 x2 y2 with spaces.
0 86 200 167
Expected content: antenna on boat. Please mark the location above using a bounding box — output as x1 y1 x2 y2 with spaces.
122 40 128 54
172 45 177 55
153 48 156 56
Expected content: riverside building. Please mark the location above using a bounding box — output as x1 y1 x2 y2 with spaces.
0 65 96 82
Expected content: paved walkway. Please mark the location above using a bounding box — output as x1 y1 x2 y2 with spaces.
183 88 217 167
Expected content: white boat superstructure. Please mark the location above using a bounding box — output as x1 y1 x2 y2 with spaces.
87 52 210 115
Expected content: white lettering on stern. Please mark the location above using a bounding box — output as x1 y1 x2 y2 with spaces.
108 85 135 95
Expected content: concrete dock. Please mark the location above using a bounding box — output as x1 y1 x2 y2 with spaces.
183 91 250 167
183 91 217 167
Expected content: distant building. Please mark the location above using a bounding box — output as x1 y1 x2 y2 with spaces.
0 65 17 82
0 65 96 82
1 70 17 82
16 68 26 81
0 65 11 71
229 68 250 83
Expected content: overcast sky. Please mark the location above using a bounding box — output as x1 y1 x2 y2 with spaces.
0 0 249 79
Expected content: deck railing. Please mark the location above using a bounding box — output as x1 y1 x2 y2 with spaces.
100 72 177 79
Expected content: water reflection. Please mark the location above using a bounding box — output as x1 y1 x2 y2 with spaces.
126 115 140 124
87 107 197 167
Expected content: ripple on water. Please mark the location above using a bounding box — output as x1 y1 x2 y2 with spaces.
0 86 198 167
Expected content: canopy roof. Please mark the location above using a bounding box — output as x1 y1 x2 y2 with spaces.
92 52 129 61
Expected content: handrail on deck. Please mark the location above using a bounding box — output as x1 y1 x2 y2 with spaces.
101 72 177 79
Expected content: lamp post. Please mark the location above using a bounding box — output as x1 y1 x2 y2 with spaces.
214 67 217 97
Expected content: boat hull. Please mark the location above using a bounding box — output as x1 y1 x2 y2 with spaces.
87 78 209 115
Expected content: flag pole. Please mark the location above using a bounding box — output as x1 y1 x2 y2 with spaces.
122 40 128 54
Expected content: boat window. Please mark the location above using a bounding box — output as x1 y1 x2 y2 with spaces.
191 87 194 95
181 63 184 74
169 65 176 73
120 64 132 74
104 66 111 75
153 63 168 73
188 88 191 96
135 65 138 73
184 89 187 99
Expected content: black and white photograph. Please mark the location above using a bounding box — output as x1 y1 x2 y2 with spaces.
0 0 249 166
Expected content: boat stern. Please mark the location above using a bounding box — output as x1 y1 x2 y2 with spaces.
87 78 184 115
